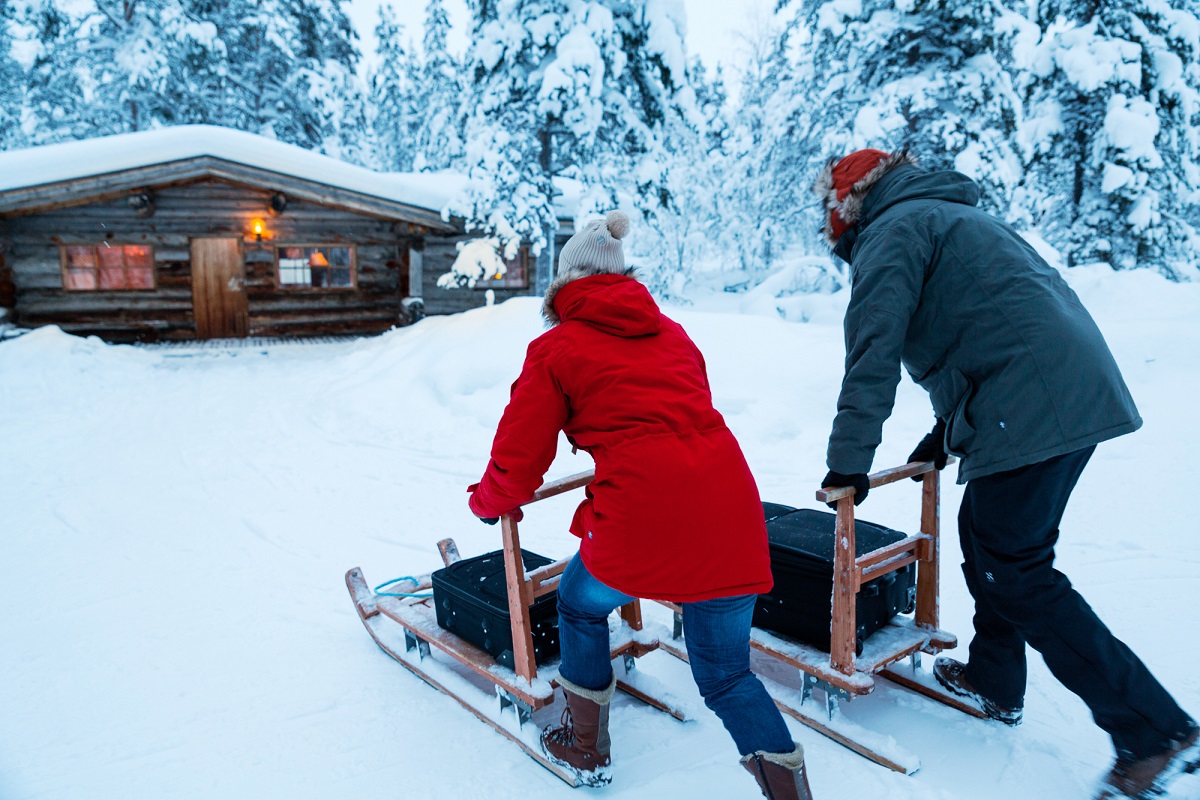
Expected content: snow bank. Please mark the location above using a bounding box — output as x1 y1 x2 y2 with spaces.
1 269 1199 800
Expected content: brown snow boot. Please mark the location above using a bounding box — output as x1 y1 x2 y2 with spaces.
540 674 615 786
933 656 1023 726
1095 720 1200 799
741 745 814 800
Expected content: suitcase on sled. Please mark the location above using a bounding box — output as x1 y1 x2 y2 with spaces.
754 505 917 654
432 548 561 670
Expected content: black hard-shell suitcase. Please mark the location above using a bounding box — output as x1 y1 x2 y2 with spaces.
753 505 916 654
431 548 560 670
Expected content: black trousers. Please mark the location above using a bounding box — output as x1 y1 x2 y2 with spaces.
959 445 1192 759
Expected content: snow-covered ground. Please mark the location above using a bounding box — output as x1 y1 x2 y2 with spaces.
2 267 1199 800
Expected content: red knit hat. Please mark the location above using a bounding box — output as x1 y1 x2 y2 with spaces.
824 148 891 242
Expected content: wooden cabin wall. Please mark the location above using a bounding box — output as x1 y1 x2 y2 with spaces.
420 231 570 316
0 246 15 309
2 180 412 341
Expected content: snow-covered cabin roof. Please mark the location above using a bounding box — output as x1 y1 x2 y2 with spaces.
0 126 464 231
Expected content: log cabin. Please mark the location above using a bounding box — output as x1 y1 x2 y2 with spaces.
0 126 568 342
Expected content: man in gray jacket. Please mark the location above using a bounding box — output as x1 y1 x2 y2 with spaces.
814 148 1197 800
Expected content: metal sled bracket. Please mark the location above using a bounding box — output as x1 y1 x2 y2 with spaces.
497 687 534 727
800 673 854 720
404 630 431 661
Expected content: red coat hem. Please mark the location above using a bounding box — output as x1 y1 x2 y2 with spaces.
582 556 774 604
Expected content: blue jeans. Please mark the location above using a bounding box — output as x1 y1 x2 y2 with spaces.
556 554 795 756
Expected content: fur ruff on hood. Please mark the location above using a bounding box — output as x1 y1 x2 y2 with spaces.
812 149 918 246
542 265 640 326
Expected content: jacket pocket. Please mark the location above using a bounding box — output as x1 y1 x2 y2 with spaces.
930 367 976 457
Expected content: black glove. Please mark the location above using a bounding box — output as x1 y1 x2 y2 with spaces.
821 470 870 509
478 517 499 526
908 418 948 480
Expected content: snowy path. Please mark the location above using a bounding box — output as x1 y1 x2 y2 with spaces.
2 268 1199 799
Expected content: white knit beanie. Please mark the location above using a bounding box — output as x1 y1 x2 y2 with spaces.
542 210 634 326
556 210 630 276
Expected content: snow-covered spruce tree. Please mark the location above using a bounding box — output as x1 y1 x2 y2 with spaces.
371 0 463 172
1014 2 1200 276
74 0 181 134
268 0 369 161
0 0 25 149
445 0 696 290
172 0 369 159
631 56 725 299
221 0 296 135
715 16 810 280
407 0 464 171
22 0 91 144
775 0 1026 237
368 4 416 171
158 0 246 127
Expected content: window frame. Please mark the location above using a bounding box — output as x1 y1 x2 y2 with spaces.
473 245 531 290
273 243 358 291
59 243 157 292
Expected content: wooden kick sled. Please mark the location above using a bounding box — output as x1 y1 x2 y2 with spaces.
345 471 688 787
655 458 988 775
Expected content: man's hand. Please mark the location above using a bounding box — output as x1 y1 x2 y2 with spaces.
908 418 948 480
821 470 870 509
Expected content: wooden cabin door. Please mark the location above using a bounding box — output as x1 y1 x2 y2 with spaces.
190 238 248 339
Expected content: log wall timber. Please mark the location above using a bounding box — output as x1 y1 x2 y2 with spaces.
1 179 426 341
419 231 571 316
0 247 14 309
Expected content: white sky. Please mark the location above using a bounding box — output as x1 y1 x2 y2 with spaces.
347 0 778 82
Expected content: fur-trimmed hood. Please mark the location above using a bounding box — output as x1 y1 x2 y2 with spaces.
542 270 660 337
812 149 918 246
542 265 641 326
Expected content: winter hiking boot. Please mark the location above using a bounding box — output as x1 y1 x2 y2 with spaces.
540 674 615 787
933 656 1023 726
741 746 814 800
1094 719 1200 800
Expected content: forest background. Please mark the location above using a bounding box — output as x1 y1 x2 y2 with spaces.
2 0 1197 295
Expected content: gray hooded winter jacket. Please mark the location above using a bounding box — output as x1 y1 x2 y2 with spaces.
825 162 1141 483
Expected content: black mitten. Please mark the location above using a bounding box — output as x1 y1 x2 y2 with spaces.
908 418 948 480
821 470 870 509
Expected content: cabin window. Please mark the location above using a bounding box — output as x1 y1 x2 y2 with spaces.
476 246 530 289
61 244 155 291
276 245 355 289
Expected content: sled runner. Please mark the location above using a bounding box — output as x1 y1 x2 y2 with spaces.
345 470 688 787
656 459 987 775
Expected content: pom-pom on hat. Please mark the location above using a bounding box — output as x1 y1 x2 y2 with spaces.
542 210 637 326
557 210 630 276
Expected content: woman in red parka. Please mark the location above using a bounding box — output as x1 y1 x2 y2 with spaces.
468 211 812 798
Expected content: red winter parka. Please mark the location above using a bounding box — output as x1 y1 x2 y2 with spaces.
468 272 773 603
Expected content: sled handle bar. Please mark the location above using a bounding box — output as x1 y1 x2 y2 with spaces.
525 459 956 505
815 457 956 675
815 458 956 503
529 469 595 502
